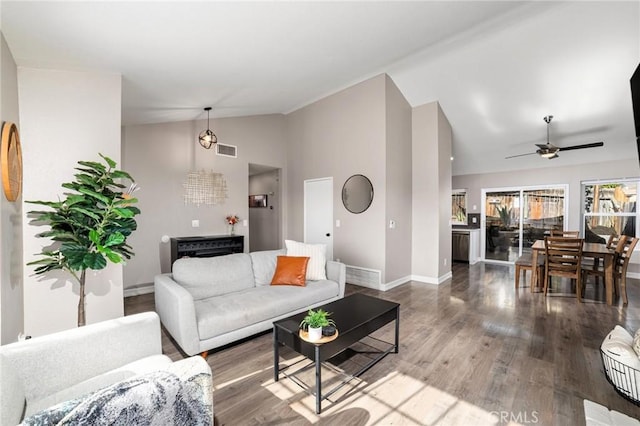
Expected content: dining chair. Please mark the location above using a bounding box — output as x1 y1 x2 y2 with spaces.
514 253 544 290
581 234 626 295
550 230 580 237
616 236 639 305
544 236 584 300
581 233 620 287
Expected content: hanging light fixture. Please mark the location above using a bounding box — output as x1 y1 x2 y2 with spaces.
198 107 217 149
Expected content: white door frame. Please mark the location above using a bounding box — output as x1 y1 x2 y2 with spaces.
481 183 569 264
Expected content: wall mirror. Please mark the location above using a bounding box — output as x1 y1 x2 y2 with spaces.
342 174 374 214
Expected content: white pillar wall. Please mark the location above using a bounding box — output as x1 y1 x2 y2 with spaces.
18 68 123 336
411 101 452 283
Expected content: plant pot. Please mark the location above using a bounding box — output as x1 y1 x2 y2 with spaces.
308 326 323 341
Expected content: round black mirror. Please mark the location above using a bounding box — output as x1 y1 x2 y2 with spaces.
342 174 374 214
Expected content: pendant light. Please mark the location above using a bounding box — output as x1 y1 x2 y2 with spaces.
198 107 217 149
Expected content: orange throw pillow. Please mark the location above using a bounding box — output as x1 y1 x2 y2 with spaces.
271 256 310 286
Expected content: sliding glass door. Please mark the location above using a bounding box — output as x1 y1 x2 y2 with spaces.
483 185 567 263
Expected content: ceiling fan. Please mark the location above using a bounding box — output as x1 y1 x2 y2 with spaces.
505 115 604 159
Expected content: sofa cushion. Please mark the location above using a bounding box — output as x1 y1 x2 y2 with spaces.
172 254 255 300
26 354 172 417
194 280 340 340
285 240 327 280
250 249 286 286
271 256 309 286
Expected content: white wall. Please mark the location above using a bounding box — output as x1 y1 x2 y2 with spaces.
286 75 388 280
121 114 287 290
412 101 452 283
248 169 281 252
18 68 123 336
0 32 23 343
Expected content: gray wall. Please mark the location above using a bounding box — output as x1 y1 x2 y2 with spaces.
0 32 23 344
122 114 287 290
453 159 640 270
286 75 389 279
384 75 413 283
248 169 281 251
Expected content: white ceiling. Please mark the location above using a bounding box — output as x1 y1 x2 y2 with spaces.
2 1 639 176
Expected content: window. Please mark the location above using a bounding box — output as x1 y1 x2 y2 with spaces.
452 190 467 225
582 180 637 241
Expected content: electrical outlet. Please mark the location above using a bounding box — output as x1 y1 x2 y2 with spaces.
389 220 396 229
444 258 448 266
336 219 341 227
191 220 199 228
472 217 477 224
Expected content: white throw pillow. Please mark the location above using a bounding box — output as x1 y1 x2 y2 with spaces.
285 240 327 280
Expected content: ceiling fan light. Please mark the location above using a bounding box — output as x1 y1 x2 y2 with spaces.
540 151 556 159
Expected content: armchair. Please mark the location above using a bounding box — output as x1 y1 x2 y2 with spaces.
0 312 213 425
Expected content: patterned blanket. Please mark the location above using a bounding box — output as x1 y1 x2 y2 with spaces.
22 359 213 426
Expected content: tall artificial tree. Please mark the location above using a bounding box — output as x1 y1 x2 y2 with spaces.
28 154 140 326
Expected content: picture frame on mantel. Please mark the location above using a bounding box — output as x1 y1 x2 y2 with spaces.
249 194 268 208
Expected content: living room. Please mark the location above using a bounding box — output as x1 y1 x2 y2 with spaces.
1 1 640 424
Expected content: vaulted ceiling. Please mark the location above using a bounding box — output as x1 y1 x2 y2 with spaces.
2 1 638 176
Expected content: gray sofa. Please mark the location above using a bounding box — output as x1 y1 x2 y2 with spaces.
154 249 346 356
0 312 213 425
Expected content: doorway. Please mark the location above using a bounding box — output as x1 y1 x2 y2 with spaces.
304 177 334 260
248 164 281 252
482 185 568 263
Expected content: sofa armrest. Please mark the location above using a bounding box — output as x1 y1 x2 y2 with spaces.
326 261 346 297
0 312 161 423
154 273 201 356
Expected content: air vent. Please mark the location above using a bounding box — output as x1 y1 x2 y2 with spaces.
346 265 381 289
216 143 237 158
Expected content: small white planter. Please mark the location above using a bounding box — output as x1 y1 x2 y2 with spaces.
308 326 323 341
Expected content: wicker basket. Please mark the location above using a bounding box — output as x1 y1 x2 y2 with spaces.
601 348 640 406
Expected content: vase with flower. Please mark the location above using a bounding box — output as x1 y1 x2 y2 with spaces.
226 214 239 235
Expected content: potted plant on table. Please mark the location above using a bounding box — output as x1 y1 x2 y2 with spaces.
300 308 335 342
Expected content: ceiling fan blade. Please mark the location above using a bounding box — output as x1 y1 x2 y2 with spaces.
505 152 537 159
557 141 604 152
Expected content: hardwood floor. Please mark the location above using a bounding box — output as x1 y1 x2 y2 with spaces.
125 262 640 425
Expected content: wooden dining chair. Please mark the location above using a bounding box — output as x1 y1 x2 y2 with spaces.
514 253 544 290
616 236 639 305
581 233 621 288
550 230 580 237
544 236 584 300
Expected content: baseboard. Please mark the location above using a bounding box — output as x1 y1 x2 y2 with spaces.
124 284 154 297
381 275 412 291
410 271 452 285
348 281 381 291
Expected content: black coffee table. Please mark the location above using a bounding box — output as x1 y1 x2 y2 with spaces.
273 293 400 414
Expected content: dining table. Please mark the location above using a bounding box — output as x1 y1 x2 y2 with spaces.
530 239 616 305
